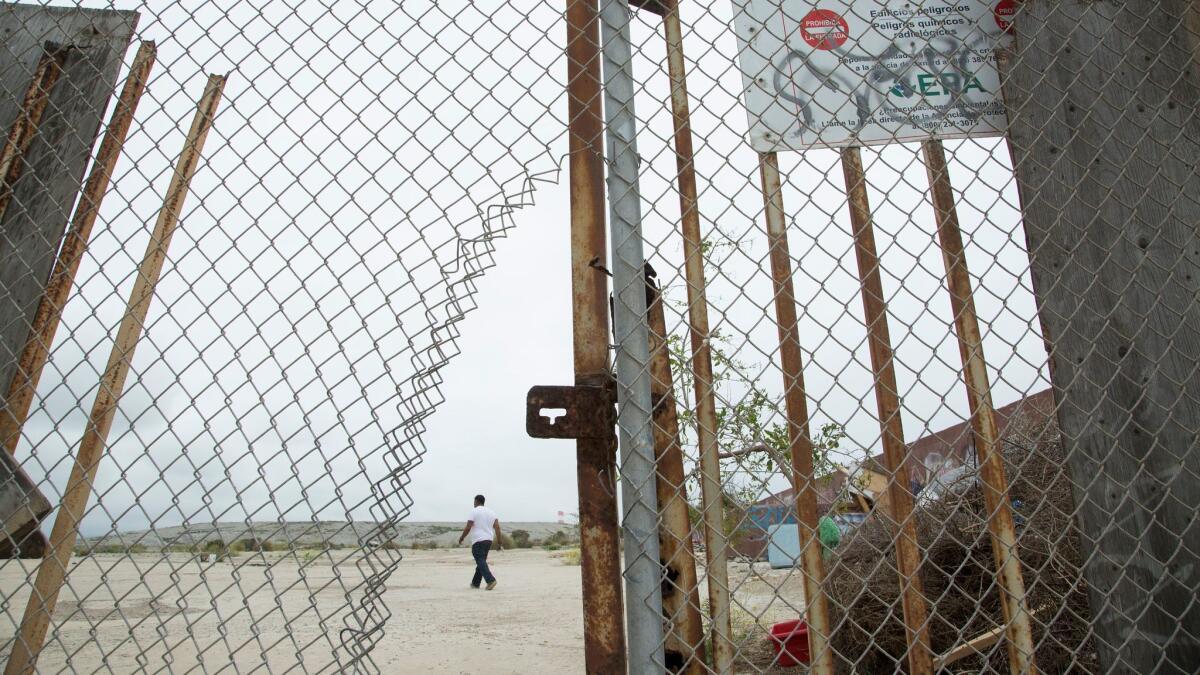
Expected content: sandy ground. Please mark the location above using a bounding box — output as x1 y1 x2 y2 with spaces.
0 548 585 673
376 548 586 673
0 549 807 673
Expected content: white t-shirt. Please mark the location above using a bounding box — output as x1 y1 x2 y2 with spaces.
467 506 498 544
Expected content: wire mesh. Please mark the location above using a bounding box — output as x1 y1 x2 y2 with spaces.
0 0 567 671
0 0 1197 673
600 0 1199 673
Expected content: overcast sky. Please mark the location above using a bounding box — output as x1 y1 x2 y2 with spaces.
15 0 1049 537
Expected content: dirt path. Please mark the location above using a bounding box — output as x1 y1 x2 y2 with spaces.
0 548 585 673
0 548 810 672
377 548 585 673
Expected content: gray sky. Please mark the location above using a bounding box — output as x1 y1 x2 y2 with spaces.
16 0 1048 536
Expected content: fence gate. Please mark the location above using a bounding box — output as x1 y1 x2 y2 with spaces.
0 0 569 671
556 0 1200 672
2 0 1199 673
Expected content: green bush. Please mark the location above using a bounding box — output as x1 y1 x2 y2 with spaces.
545 530 576 547
201 539 230 561
510 529 532 548
500 533 515 550
87 543 147 555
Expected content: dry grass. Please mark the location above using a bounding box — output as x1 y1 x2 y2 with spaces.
821 415 1098 673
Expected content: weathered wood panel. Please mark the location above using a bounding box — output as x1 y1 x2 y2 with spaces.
1007 1 1200 672
0 4 137 407
0 445 48 538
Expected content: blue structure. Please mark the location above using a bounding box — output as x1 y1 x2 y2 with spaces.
761 513 866 569
766 523 801 569
747 504 795 530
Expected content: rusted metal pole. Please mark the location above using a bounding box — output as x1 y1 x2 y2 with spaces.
757 152 836 675
0 44 69 221
564 0 627 670
656 3 735 670
1 41 157 458
646 273 706 673
840 145 934 675
4 74 226 675
922 139 1038 674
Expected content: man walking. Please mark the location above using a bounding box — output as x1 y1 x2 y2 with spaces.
457 494 501 590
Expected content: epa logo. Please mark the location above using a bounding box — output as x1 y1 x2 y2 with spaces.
889 72 987 98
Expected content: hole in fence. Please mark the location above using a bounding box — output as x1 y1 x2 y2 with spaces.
661 559 682 599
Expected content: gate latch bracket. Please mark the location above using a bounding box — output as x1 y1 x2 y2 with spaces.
526 382 615 440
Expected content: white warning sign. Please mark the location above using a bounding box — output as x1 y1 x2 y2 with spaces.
731 0 1017 151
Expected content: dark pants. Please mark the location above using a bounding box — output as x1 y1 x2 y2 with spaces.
471 540 495 587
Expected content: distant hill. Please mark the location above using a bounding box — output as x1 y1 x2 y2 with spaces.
84 521 577 550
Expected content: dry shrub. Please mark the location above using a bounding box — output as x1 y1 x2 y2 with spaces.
823 415 1098 673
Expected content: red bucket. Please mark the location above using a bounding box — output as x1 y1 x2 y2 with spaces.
768 619 811 667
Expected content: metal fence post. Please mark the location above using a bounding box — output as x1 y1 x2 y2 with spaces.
1 41 156 458
600 0 666 669
841 145 934 675
563 0 628 669
757 151 837 674
4 73 226 675
646 272 706 673
923 139 1037 674
658 4 735 669
0 44 68 222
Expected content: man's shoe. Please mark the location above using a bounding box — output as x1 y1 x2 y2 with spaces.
470 585 480 589
486 580 497 590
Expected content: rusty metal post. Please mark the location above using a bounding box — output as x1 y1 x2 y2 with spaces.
757 152 836 675
1 42 157 458
653 1 735 668
922 139 1038 674
563 0 628 670
0 44 69 221
645 273 706 673
4 74 226 675
840 145 934 675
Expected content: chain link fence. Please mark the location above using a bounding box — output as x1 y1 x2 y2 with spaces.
0 0 568 671
595 0 1199 672
1 0 1197 673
